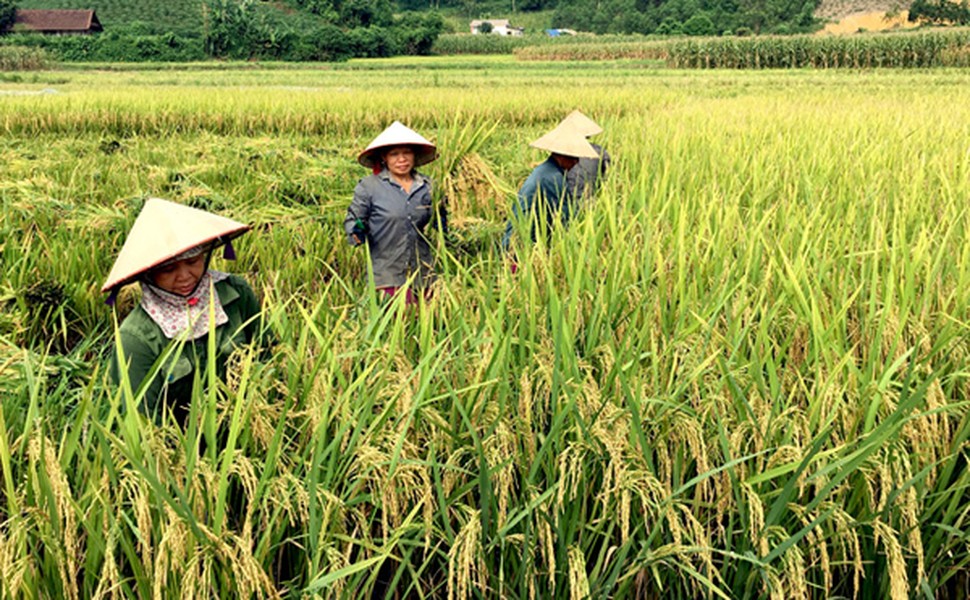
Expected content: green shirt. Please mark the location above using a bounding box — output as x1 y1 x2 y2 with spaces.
110 275 264 424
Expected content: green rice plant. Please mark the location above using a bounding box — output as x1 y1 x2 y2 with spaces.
0 62 967 598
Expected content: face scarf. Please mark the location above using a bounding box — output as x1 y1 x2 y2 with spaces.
140 270 230 340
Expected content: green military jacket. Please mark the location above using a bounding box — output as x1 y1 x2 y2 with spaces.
110 275 263 424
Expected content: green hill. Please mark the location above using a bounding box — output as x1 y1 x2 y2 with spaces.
15 0 332 36
17 0 204 34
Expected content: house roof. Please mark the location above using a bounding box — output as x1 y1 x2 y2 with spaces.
13 10 102 32
470 19 511 28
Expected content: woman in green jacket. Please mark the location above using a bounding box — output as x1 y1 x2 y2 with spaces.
103 197 267 425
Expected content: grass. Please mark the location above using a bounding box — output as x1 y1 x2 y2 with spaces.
0 60 968 597
0 45 52 70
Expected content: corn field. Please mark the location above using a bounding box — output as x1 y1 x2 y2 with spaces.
432 34 652 57
513 40 669 62
0 60 969 598
666 30 970 68
506 29 970 68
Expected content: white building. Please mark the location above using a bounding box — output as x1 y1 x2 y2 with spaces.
469 19 524 36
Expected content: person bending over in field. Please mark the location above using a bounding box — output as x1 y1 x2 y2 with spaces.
560 110 611 201
501 122 599 253
104 198 270 426
344 121 447 305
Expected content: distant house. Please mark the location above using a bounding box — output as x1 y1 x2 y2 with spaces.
470 19 524 36
10 10 103 35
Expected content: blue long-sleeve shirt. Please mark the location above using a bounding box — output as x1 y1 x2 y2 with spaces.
502 157 574 249
566 143 610 200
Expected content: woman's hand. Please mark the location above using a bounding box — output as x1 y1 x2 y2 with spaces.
350 219 367 245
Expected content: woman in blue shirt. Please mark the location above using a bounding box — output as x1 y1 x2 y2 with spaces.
502 123 599 250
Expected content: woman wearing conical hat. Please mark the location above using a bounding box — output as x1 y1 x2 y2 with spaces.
104 198 268 425
501 123 599 250
344 121 446 304
559 110 611 201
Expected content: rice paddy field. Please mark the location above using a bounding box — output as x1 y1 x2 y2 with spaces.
1 56 969 598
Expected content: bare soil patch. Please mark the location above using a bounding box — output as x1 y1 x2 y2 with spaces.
819 9 919 33
816 0 920 33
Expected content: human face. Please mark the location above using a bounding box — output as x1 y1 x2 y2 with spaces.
149 253 207 296
384 146 416 178
552 153 580 171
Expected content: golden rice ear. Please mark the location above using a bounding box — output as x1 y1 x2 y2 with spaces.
483 420 516 528
29 436 80 599
448 507 487 600
567 545 590 600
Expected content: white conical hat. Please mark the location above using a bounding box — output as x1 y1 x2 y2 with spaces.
101 198 250 293
530 125 599 159
357 121 437 169
559 110 603 137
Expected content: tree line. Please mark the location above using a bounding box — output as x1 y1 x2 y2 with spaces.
203 0 444 60
5 0 962 62
908 0 970 25
400 0 818 35
0 0 443 61
552 0 818 36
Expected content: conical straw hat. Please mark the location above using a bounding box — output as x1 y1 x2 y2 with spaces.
357 121 437 169
559 110 603 137
101 198 250 293
530 125 599 159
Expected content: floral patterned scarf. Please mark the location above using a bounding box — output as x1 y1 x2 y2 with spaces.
140 270 230 340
